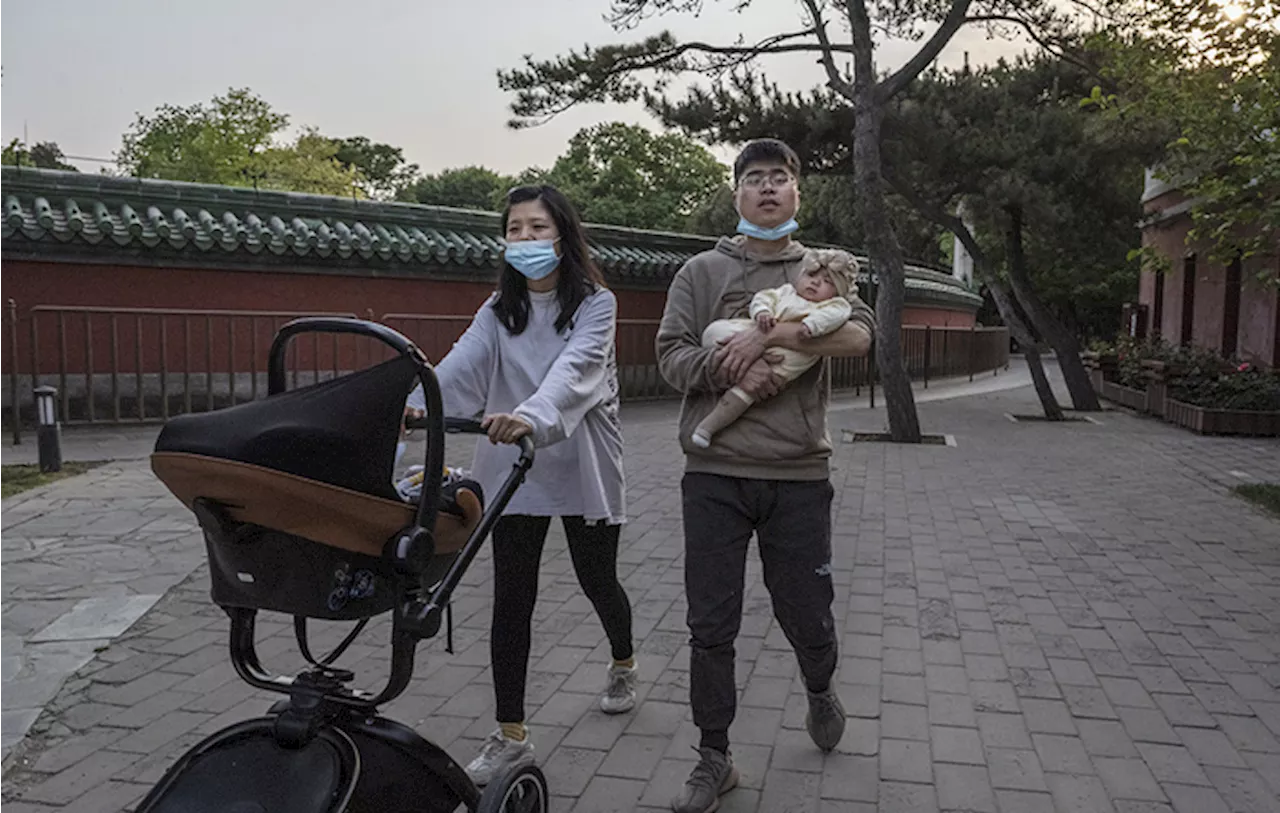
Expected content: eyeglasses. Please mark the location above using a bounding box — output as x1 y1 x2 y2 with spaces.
738 170 796 189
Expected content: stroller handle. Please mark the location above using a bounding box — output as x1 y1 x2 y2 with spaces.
397 416 535 642
269 315 446 573
267 317 429 395
407 416 536 466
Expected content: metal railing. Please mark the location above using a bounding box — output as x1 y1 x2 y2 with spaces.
5 304 1009 436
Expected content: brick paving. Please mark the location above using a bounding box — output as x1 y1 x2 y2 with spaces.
4 383 1280 813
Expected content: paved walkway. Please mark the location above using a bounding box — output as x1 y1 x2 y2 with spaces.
0 365 1023 767
4 375 1280 813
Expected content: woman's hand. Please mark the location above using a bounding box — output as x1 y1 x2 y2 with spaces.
403 406 425 436
481 413 534 445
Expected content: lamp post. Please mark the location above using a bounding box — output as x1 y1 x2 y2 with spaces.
34 385 61 473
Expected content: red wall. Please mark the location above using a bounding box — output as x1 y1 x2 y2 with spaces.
2 260 670 374
1139 213 1279 367
902 307 975 328
2 260 668 320
3 259 972 376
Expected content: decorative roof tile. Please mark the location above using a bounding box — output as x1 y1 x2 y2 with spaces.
2 166 980 308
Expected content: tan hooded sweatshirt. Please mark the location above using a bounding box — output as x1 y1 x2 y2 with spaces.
655 236 876 481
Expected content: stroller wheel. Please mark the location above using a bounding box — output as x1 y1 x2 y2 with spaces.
475 762 548 813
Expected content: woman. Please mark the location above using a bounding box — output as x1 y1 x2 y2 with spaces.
405 185 634 786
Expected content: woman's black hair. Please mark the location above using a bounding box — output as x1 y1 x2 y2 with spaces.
492 184 605 335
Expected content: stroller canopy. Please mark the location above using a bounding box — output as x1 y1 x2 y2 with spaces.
156 355 417 501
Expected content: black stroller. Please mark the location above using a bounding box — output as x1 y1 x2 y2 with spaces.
138 317 548 813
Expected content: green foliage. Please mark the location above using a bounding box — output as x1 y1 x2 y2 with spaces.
399 123 727 230
650 75 945 259
1102 336 1280 409
884 50 1165 342
117 88 288 185
399 165 514 210
1 461 102 499
493 0 1128 131
256 129 367 198
330 136 420 199
651 72 855 174
542 122 726 231
685 183 737 236
1172 364 1280 411
1231 483 1280 518
2 139 78 171
116 88 364 197
1087 4 1280 280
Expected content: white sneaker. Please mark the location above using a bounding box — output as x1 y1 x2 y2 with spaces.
465 729 535 787
600 661 638 714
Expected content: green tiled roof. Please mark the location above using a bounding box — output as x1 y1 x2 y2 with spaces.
2 166 980 308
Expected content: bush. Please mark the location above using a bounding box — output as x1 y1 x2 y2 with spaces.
1170 363 1280 411
1095 338 1280 410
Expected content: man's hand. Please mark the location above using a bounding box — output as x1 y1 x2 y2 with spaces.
755 312 776 332
736 355 784 400
768 321 872 357
717 326 769 383
481 413 533 445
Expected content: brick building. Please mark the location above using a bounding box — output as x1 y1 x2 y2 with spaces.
1138 170 1279 368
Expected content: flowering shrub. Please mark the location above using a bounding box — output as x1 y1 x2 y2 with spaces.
1170 363 1280 411
1090 339 1280 410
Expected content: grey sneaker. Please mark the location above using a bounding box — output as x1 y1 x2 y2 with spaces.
464 729 535 787
805 688 847 752
600 662 638 714
671 747 739 813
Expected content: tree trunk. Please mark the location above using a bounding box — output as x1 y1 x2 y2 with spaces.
986 266 1064 421
853 94 922 442
1003 204 1102 412
882 173 1064 421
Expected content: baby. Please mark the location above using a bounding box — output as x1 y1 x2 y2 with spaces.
692 248 860 449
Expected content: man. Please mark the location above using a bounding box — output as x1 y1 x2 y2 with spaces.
656 138 875 813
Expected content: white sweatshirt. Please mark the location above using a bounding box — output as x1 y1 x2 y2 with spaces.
406 287 626 525
748 284 853 338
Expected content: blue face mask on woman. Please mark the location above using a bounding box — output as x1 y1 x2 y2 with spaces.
736 216 799 242
504 238 561 281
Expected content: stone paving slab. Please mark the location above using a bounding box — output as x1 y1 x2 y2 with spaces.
1 462 207 761
3 381 1280 812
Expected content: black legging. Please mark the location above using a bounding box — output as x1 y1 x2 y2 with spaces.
490 515 634 724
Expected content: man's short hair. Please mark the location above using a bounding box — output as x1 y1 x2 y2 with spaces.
733 139 802 184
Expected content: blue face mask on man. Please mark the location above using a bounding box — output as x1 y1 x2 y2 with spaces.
504 238 561 281
736 216 799 242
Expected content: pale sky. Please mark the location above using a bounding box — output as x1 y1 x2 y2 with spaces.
1 0 1029 177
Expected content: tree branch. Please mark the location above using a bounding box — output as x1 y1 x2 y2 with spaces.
606 30 844 73
884 167 976 260
799 0 856 100
876 0 976 102
500 28 859 127
962 15 1094 73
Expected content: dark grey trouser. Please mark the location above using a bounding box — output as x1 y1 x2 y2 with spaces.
681 472 837 737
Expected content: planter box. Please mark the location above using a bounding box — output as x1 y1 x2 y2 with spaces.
1145 382 1167 417
1081 352 1117 392
1164 399 1280 436
1100 380 1148 412
1141 360 1168 417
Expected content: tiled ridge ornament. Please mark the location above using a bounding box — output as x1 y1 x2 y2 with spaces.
2 166 983 308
